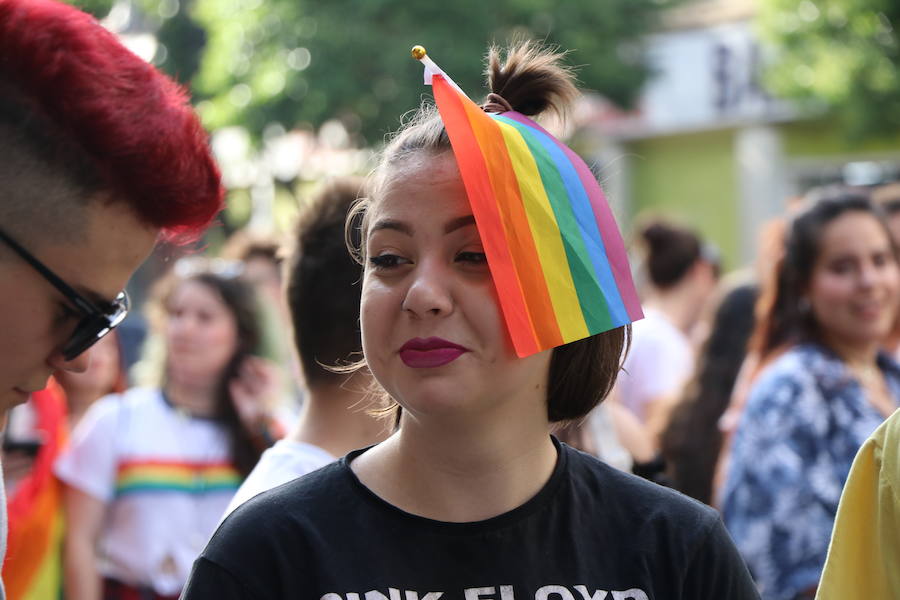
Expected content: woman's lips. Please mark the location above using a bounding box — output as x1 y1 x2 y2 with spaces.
399 337 469 368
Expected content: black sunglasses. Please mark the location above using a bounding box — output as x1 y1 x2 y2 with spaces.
0 228 129 361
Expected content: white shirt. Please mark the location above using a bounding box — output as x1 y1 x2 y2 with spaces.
587 404 633 473
223 439 334 518
55 388 240 596
617 308 694 422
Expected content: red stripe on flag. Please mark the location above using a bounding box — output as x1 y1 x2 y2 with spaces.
432 75 541 356
433 75 563 353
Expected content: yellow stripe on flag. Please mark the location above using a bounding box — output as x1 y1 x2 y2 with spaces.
496 121 588 341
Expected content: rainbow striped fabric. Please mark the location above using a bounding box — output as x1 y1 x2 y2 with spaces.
423 61 642 357
4 382 67 600
115 459 241 496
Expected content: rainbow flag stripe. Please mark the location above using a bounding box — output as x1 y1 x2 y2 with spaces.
4 382 68 600
430 73 642 357
115 459 241 496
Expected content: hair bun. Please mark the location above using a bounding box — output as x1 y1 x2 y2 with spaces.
638 219 702 289
640 222 674 251
485 40 579 119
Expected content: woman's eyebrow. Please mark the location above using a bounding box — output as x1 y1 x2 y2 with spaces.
370 219 413 236
444 214 475 234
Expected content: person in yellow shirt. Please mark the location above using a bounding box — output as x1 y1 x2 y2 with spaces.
817 408 900 599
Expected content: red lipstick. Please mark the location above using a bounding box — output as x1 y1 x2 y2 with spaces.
399 337 469 368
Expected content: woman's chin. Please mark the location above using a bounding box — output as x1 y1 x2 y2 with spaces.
392 386 475 420
166 364 223 386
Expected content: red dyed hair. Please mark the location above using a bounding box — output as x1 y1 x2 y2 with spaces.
0 0 224 241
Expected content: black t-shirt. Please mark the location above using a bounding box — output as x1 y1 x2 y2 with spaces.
183 439 759 600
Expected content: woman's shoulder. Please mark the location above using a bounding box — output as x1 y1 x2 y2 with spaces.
746 344 834 407
217 460 350 536
758 343 830 380
197 459 350 585
871 408 900 467
71 387 157 429
564 444 720 532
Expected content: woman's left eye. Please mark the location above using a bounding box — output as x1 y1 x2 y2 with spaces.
456 251 487 265
369 254 410 270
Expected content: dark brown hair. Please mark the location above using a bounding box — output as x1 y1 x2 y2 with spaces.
348 41 628 423
221 230 283 265
873 182 900 216
0 0 222 244
638 219 703 289
286 178 365 387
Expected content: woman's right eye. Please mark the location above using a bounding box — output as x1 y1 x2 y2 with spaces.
369 254 408 270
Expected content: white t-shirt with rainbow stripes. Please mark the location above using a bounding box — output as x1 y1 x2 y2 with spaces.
55 387 241 596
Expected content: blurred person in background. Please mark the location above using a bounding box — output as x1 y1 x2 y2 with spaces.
872 181 900 243
615 219 719 442
220 231 285 311
0 0 222 596
55 267 278 600
56 332 127 429
722 191 900 600
223 177 389 517
872 181 900 359
660 279 758 504
220 230 301 412
553 395 655 476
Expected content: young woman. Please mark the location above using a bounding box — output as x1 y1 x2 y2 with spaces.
182 42 758 600
56 266 278 600
616 220 719 442
721 192 900 600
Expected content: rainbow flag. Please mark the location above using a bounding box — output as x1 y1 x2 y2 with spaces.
3 381 67 600
419 53 642 357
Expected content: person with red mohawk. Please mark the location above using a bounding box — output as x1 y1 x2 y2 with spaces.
0 0 224 595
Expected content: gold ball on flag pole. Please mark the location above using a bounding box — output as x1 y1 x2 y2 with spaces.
411 45 427 60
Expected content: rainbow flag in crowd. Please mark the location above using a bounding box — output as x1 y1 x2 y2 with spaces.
3 381 67 600
115 459 241 496
416 48 642 357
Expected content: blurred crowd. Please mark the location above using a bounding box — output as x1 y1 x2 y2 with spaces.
3 2 900 597
5 177 900 600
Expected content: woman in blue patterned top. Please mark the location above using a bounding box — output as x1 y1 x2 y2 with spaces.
722 191 900 600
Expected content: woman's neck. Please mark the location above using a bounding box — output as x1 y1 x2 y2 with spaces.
821 333 881 371
164 377 219 418
645 288 698 334
351 407 557 523
63 388 102 420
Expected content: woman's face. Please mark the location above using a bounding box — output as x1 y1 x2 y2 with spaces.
360 152 552 422
807 211 900 349
165 279 239 382
55 332 121 400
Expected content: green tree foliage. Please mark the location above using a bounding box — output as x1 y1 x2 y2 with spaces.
758 0 900 140
190 0 675 145
68 0 115 17
68 0 675 146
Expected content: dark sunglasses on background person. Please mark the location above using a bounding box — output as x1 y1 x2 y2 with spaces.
0 227 129 361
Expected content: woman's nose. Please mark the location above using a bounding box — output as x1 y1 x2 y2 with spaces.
401 260 453 318
859 261 880 288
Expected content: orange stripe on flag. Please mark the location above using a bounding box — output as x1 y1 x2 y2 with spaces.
431 75 540 355
457 89 563 350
